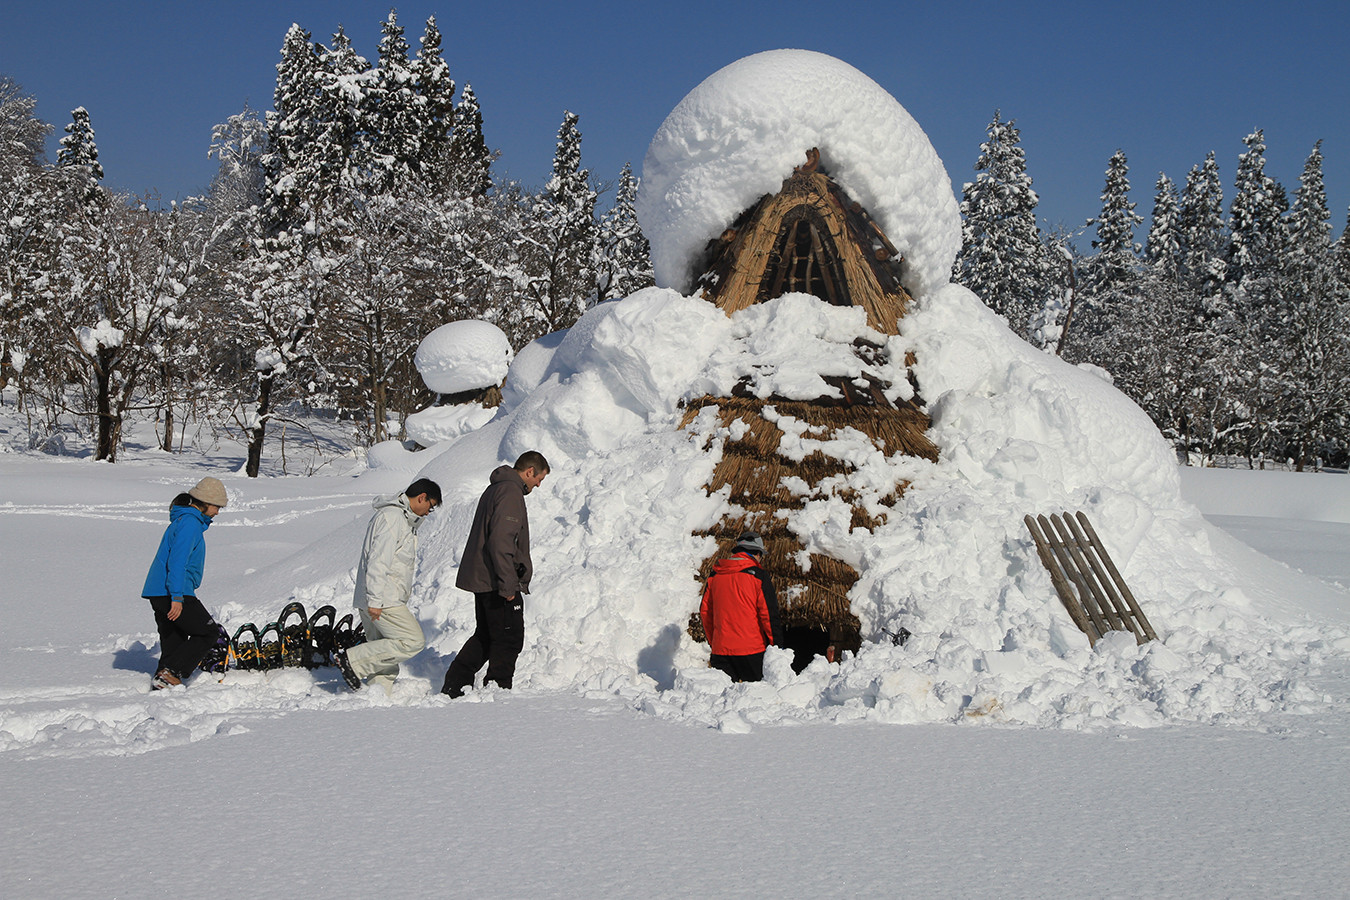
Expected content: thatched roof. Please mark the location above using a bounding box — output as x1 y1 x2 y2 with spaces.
693 148 912 335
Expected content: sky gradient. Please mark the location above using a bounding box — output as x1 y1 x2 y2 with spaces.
5 1 1348 242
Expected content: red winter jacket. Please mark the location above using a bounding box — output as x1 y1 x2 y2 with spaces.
700 552 781 656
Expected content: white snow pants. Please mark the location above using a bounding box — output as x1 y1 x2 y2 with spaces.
347 604 425 695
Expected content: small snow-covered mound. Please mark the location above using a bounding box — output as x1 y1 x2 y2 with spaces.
638 49 961 298
405 404 497 447
415 320 513 395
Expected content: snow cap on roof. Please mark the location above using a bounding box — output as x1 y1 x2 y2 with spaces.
638 49 961 300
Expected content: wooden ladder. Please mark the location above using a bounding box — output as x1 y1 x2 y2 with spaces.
1024 511 1157 647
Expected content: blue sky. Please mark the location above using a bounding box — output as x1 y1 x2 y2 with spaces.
5 0 1348 241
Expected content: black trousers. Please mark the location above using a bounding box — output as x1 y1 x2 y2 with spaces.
148 595 217 679
710 652 765 683
441 591 525 698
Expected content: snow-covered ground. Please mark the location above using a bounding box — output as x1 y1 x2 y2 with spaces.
1 425 1348 899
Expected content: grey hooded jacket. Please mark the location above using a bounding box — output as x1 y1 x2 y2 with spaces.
456 465 532 597
354 493 425 609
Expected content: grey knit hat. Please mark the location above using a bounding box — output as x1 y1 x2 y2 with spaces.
734 531 766 556
188 476 229 508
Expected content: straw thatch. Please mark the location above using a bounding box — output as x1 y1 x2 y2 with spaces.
683 387 937 654
694 148 913 336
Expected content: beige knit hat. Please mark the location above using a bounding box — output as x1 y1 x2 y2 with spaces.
188 476 229 508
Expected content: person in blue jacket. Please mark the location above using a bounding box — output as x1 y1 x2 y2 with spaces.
141 476 228 690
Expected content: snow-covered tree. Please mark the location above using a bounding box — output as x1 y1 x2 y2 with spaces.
262 24 322 227
0 77 56 397
595 162 653 302
412 15 456 189
1145 173 1182 279
1274 141 1348 469
1227 129 1288 290
366 9 419 192
447 83 492 198
57 106 103 211
1177 152 1228 300
952 111 1052 338
1086 150 1142 291
42 197 201 460
516 111 597 339
314 25 372 191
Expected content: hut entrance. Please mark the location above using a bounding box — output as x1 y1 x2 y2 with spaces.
761 206 852 308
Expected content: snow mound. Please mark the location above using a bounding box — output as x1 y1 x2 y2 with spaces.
401 289 1347 732
415 320 513 395
637 49 961 299
405 404 497 448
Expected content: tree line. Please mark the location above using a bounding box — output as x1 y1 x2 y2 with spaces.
0 11 653 472
954 112 1350 469
6 21 1348 473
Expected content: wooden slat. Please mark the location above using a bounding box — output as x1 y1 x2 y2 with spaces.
1039 514 1111 638
1062 512 1144 644
1075 512 1158 642
1025 510 1156 646
1050 513 1127 633
1025 514 1098 644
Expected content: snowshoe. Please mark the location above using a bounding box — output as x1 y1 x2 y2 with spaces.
231 623 262 671
197 622 232 679
334 613 366 651
333 646 361 691
307 605 337 667
257 621 283 670
278 601 310 668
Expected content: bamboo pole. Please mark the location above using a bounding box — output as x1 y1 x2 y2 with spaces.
1047 513 1124 633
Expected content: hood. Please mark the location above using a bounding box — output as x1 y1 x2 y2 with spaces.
373 492 424 530
489 465 525 490
170 503 211 530
712 552 758 576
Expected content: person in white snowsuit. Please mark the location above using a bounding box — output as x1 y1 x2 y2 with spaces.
335 478 441 694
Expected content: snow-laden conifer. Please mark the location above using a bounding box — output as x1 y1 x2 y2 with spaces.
595 162 653 302
952 110 1050 338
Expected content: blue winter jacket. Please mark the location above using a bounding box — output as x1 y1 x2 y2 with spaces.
141 504 212 599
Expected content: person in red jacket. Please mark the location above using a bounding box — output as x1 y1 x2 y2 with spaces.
699 531 783 683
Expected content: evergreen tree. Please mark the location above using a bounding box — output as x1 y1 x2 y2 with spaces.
0 77 56 398
263 23 322 227
367 9 419 191
1277 141 1347 469
412 15 456 187
1145 173 1182 279
1228 129 1288 289
57 106 103 209
595 162 654 302
518 111 597 339
1177 152 1228 300
315 25 372 190
1086 150 1142 291
952 110 1051 338
448 83 492 198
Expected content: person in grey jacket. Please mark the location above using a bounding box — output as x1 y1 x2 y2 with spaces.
334 478 441 694
441 451 549 698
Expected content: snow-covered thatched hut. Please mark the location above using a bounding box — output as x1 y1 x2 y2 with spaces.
640 50 960 663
